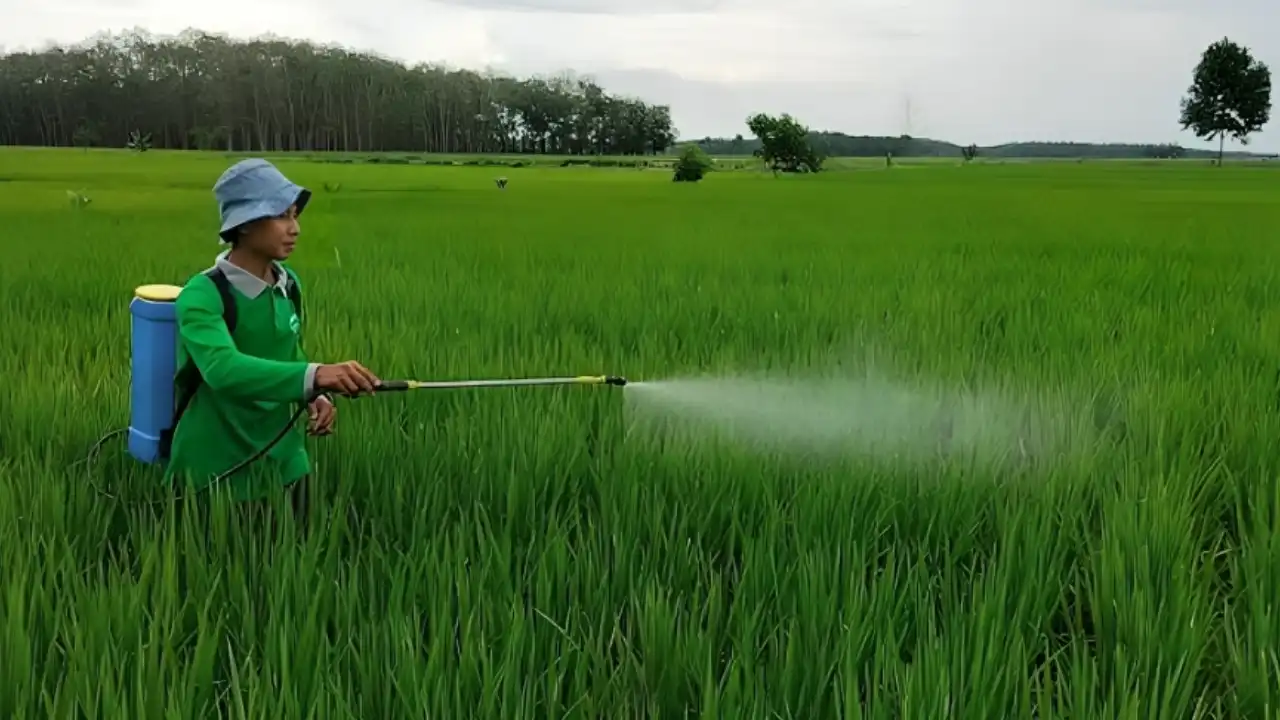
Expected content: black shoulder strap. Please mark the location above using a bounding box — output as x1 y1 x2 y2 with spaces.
159 268 237 461
206 267 238 335
284 267 303 327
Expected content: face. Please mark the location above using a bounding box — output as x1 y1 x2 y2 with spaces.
238 204 300 260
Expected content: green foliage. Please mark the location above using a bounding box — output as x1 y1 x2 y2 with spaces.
1180 37 1273 164
672 144 712 182
962 144 979 162
745 112 824 173
126 129 152 153
5 148 1280 715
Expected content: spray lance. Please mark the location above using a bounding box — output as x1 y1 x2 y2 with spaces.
376 376 628 391
80 283 628 500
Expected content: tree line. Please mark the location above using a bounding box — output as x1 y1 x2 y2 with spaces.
691 133 1252 160
0 29 678 155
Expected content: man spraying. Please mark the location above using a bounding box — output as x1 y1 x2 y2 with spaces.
163 158 380 515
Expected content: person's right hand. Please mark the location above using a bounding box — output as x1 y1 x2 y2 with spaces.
315 361 380 397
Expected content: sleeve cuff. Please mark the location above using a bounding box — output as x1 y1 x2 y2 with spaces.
304 363 319 400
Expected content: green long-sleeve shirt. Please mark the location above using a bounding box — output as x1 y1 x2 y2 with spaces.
163 253 320 500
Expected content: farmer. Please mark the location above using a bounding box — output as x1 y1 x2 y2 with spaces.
163 158 381 517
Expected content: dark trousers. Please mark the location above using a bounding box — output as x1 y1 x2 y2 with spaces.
174 474 311 537
234 475 310 535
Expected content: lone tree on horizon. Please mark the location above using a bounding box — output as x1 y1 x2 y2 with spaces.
1180 37 1272 166
746 113 824 174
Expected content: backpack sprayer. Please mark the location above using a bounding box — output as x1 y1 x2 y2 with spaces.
80 280 628 499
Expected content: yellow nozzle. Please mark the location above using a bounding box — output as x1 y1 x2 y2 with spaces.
574 375 607 384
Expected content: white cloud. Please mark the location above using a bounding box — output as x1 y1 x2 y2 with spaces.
2 0 1276 150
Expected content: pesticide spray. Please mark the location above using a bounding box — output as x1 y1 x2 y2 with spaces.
619 371 1075 469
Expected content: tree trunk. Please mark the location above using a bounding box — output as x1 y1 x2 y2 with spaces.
1218 133 1224 167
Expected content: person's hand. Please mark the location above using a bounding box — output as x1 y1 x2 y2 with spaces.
315 361 380 397
308 395 336 436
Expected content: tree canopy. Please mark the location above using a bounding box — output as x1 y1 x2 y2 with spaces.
745 113 824 173
1180 37 1272 164
0 29 678 155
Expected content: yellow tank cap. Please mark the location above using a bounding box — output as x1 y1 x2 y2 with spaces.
134 284 183 302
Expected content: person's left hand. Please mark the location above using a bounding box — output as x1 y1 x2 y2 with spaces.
307 395 336 436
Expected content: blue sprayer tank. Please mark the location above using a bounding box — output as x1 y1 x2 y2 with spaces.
128 283 184 464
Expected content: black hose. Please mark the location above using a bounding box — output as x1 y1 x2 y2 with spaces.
209 402 311 483
75 402 311 506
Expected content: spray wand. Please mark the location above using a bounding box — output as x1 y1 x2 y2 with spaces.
373 375 628 392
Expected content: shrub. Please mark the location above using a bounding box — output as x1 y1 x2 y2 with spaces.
673 144 713 183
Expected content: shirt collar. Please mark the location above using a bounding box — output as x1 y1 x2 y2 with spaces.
214 250 290 300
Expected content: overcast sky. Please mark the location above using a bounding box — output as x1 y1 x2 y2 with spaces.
3 0 1276 151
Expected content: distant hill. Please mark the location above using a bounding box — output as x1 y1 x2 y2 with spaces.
685 132 1276 160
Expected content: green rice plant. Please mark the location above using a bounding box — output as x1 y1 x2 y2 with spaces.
1 146 1279 717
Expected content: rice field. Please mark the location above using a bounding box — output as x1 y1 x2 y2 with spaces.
1 146 1279 718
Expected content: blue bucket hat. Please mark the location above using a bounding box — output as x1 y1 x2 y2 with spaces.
214 158 311 244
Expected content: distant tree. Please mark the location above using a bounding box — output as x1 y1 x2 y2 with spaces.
961 144 979 162
745 113 824 174
673 143 713 182
1180 37 1272 166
